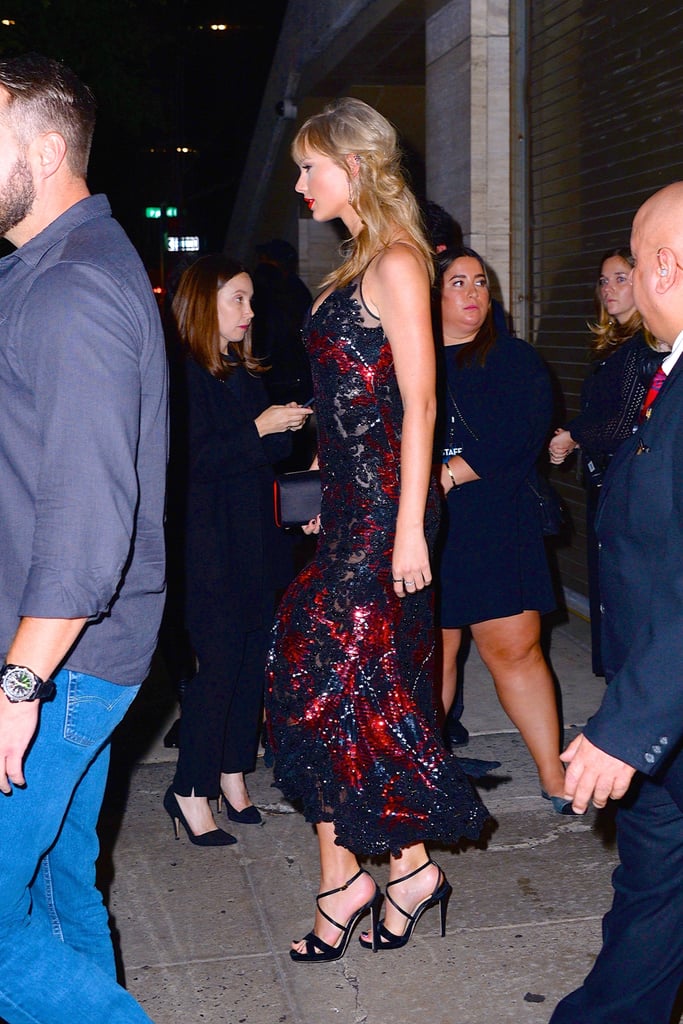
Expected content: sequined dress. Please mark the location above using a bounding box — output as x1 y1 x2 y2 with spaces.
265 278 490 856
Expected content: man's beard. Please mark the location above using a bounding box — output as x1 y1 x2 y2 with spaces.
0 154 36 239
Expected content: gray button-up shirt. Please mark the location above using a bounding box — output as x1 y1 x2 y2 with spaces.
0 195 168 685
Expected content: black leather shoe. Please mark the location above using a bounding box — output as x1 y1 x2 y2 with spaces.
218 794 263 825
163 787 237 846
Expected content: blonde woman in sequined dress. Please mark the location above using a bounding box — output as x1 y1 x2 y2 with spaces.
265 98 490 963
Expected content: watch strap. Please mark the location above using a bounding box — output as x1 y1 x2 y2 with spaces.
0 663 56 702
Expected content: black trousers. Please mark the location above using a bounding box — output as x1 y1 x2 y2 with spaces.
549 774 683 1023
173 608 272 798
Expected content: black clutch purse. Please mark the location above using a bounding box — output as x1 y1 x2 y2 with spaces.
273 470 321 528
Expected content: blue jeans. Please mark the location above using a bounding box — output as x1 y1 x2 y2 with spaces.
0 669 153 1024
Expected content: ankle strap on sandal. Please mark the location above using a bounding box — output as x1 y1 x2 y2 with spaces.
386 858 433 889
385 859 436 920
316 867 365 930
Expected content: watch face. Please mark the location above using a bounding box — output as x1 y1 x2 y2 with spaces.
2 666 38 701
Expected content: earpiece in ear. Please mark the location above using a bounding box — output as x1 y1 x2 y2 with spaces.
660 268 668 276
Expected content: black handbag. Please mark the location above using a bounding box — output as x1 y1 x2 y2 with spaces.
526 476 565 536
273 470 321 528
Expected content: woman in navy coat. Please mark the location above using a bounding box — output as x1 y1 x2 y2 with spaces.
434 246 568 810
548 247 663 675
163 254 312 845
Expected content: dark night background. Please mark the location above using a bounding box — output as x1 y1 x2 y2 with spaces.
0 1 289 276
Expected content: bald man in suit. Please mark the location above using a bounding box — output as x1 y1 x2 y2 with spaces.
550 181 683 1022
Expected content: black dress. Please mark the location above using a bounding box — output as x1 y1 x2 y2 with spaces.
436 335 556 627
265 279 490 856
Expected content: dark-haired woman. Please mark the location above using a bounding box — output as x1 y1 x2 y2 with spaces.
435 246 569 810
548 248 663 675
163 254 312 845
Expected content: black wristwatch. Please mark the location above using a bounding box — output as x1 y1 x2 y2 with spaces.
0 664 56 703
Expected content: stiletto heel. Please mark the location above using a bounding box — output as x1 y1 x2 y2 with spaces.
216 792 263 825
439 883 449 937
358 858 451 950
290 867 381 963
163 786 237 847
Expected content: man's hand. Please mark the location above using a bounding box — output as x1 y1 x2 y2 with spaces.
561 733 636 813
0 693 39 794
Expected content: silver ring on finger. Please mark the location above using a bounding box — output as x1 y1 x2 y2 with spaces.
405 579 416 587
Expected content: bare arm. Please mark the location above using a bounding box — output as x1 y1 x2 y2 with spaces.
365 244 436 598
0 615 87 793
439 454 480 494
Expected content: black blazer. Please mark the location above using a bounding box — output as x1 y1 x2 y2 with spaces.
170 354 292 638
587 349 683 792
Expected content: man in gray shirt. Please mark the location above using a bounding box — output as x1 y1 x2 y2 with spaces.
0 54 167 1023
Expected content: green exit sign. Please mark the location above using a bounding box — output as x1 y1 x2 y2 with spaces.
145 206 178 219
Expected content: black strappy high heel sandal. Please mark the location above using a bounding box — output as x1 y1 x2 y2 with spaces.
358 858 451 950
290 867 381 963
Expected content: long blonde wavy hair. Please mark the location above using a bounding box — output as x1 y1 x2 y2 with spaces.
291 97 433 290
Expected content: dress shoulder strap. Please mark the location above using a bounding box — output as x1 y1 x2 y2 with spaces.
357 240 426 323
357 271 381 321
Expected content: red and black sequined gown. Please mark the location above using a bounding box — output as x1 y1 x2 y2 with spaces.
265 279 489 856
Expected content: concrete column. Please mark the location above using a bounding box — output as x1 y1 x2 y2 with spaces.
426 0 511 315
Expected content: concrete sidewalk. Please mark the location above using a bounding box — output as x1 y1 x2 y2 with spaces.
100 613 636 1024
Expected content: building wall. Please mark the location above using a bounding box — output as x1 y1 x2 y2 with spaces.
528 0 683 599
426 1 512 313
224 0 405 266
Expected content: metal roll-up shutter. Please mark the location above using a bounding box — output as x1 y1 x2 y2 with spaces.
527 0 683 600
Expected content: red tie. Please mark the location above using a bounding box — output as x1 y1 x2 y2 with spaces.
639 365 667 422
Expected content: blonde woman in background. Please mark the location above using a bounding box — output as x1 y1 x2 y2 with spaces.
549 247 663 675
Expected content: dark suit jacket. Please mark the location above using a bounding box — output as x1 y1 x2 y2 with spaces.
587 348 683 791
169 354 293 641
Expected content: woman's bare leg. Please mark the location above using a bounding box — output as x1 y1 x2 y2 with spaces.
471 611 565 797
440 626 463 717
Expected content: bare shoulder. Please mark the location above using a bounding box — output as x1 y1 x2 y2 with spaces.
364 241 430 313
372 239 429 280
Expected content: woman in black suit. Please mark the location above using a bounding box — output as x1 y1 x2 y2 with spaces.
163 254 312 845
434 246 569 811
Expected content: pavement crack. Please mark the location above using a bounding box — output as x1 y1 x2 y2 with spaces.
341 962 368 1023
